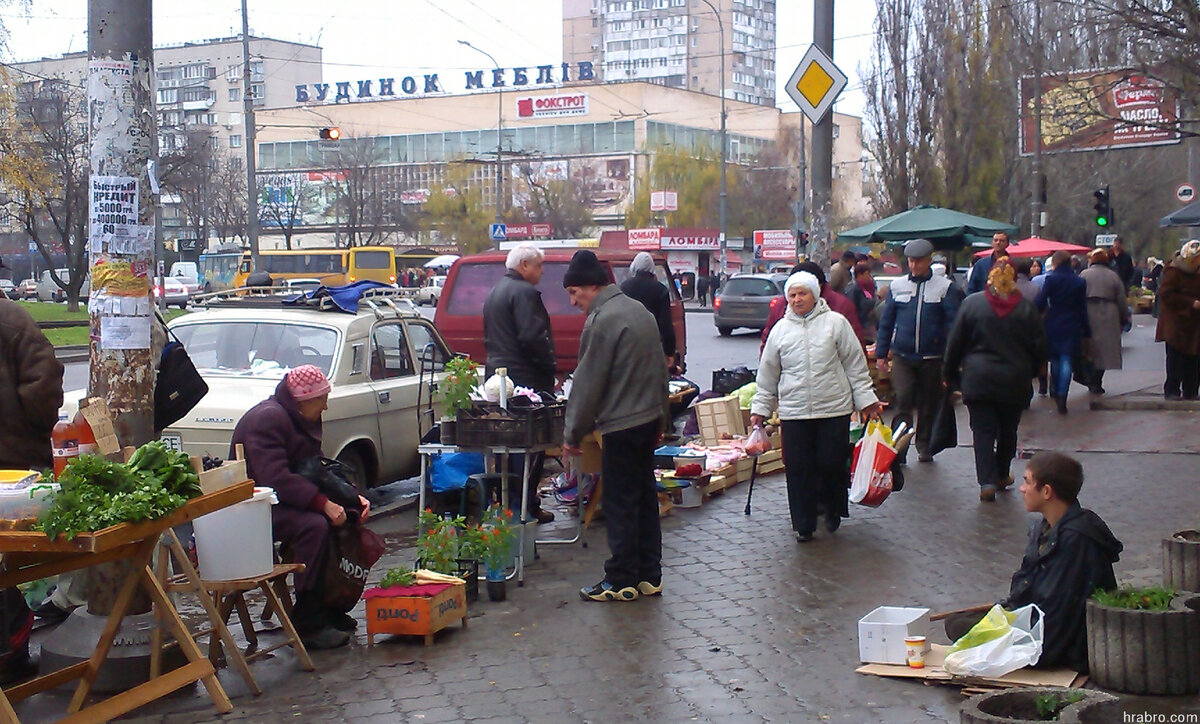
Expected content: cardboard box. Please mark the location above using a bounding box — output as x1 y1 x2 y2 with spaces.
695 395 743 446
858 606 931 665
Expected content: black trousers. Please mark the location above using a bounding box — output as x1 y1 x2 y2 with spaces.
890 357 944 460
780 416 850 535
508 452 546 515
600 420 662 588
1164 343 1200 399
966 402 1024 489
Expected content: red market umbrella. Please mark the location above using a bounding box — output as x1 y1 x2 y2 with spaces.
973 237 1091 259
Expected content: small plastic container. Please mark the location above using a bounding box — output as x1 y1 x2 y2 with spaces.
0 471 59 522
193 487 277 581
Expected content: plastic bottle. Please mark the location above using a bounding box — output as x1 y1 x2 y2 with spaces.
50 411 97 477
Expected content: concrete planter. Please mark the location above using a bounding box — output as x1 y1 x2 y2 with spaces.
1163 530 1200 593
959 687 1118 724
1086 594 1200 695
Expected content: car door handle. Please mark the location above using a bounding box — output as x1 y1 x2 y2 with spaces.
378 391 391 404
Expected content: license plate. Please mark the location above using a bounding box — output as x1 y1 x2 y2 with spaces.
160 433 183 452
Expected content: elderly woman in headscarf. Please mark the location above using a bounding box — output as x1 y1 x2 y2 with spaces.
751 271 883 542
1079 248 1130 394
943 259 1047 502
1156 240 1200 400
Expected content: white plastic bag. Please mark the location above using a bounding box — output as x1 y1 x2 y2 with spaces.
848 421 896 506
943 604 1044 677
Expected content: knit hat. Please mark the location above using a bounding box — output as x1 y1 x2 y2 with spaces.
1182 240 1200 260
286 365 331 401
904 238 935 258
630 251 654 274
562 250 609 287
784 271 820 300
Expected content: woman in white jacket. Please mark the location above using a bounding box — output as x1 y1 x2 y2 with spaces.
751 272 883 542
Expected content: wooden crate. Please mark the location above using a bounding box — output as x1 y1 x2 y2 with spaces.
198 459 249 495
365 583 468 647
695 395 743 446
756 449 782 474
702 475 729 498
735 457 755 483
657 493 674 517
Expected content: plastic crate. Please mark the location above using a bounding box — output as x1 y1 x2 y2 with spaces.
539 402 566 446
712 367 756 395
456 404 540 448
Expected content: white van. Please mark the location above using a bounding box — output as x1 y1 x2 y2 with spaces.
170 261 201 295
36 269 90 302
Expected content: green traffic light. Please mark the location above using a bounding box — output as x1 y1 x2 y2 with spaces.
1097 217 1108 227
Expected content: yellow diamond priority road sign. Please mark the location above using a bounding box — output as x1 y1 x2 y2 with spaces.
786 44 848 124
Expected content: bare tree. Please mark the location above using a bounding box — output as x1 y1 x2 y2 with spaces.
208 156 247 246
258 171 314 249
158 128 218 253
509 161 593 238
331 139 389 247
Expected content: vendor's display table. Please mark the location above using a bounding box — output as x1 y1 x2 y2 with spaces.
0 482 253 723
418 442 583 586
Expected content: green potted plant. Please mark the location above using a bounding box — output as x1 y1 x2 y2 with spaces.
477 504 517 601
439 356 480 445
415 508 478 602
1086 585 1200 695
960 687 1116 723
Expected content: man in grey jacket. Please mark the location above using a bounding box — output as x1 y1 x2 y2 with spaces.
561 250 669 602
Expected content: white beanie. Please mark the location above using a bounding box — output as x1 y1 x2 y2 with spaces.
630 251 654 274
784 271 820 300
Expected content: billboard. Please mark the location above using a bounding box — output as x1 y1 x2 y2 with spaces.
628 228 661 250
1019 69 1180 155
754 229 795 260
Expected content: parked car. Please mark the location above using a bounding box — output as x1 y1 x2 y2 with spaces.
713 273 789 336
60 289 454 490
154 277 190 309
0 279 13 298
416 276 445 306
434 249 687 374
36 269 90 302
17 279 37 299
284 277 323 294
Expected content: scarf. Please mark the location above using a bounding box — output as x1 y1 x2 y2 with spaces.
858 276 876 299
985 287 1021 318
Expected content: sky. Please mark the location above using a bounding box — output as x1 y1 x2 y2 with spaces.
1 0 879 117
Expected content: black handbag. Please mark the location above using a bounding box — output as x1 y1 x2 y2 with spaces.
296 456 362 512
927 392 958 457
154 325 209 431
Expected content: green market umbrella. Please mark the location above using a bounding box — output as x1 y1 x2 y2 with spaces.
837 205 1019 251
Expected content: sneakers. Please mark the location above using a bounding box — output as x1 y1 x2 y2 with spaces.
300 626 350 650
579 580 639 602
979 485 997 502
636 579 663 596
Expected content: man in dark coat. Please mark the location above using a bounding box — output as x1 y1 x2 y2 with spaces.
695 272 709 306
620 252 677 369
966 232 1011 295
231 365 369 650
1156 240 1200 400
483 244 557 523
1036 250 1090 414
1110 236 1135 291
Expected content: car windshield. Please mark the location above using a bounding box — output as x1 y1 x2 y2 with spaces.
172 321 339 378
724 278 779 297
444 262 582 316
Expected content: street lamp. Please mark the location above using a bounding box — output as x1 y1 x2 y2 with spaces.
699 0 727 272
458 39 504 247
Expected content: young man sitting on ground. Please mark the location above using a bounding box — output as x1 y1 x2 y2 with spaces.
945 452 1123 672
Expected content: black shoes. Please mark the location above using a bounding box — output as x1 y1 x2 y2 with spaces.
579 580 639 602
794 531 813 543
825 514 841 533
328 611 358 632
533 508 555 524
1054 396 1068 414
34 599 71 624
300 626 350 650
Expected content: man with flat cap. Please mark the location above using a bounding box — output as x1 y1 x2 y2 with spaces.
560 250 669 603
875 238 961 464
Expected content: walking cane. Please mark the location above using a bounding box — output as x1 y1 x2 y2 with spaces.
744 453 759 515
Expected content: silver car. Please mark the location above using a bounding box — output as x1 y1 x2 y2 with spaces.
713 273 789 336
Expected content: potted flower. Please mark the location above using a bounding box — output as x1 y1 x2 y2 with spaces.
415 508 478 602
477 504 517 601
1086 585 1200 695
439 356 480 445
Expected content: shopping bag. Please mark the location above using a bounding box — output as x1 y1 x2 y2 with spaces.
848 421 896 507
927 393 957 457
943 603 1044 677
745 426 772 455
324 522 386 612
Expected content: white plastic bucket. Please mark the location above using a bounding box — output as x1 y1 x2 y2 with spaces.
193 487 277 581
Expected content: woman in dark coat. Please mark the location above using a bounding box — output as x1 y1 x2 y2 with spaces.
944 260 1047 501
1036 251 1090 414
231 365 369 650
1156 240 1200 400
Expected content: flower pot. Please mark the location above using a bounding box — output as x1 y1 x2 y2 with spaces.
1086 594 1200 695
486 579 507 602
1163 530 1200 593
439 418 457 446
959 686 1118 724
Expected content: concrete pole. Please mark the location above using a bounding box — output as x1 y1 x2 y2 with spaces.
1030 0 1044 237
86 0 155 615
458 41 503 250
700 0 727 271
1190 114 1199 239
242 0 261 268
810 0 834 272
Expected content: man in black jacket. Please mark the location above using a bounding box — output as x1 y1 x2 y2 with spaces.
483 244 557 523
619 252 677 370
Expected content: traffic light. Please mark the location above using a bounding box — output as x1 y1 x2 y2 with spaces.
318 127 341 141
1093 186 1112 227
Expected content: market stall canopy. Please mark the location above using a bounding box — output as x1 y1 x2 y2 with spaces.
1161 200 1200 228
837 205 1018 251
972 237 1090 259
424 254 460 268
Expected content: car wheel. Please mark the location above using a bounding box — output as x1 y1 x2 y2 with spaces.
336 447 371 494
718 326 733 337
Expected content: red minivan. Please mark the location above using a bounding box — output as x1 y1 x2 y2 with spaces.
434 248 687 374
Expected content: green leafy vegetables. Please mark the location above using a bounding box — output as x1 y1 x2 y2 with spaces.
36 441 204 540
379 569 417 588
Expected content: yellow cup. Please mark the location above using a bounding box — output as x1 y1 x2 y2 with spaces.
904 635 926 669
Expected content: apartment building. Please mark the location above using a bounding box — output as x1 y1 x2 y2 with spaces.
563 0 776 106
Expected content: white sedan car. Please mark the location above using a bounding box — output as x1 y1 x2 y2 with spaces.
63 292 453 490
416 276 445 306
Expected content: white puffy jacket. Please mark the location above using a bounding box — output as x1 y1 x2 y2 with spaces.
752 299 878 420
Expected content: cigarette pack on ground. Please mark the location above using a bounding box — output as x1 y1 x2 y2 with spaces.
858 606 931 665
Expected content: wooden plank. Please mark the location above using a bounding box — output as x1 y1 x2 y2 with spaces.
0 544 142 588
4 661 89 704
57 661 215 724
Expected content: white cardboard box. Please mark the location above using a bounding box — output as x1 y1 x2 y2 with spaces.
858 606 931 665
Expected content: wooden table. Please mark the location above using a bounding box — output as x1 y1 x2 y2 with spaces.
0 482 253 723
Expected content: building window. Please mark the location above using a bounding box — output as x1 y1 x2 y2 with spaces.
230 135 243 148
228 87 240 102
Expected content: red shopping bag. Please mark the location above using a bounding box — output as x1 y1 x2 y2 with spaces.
849 421 897 507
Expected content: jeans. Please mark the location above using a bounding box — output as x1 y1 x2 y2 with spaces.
966 403 1024 489
600 420 662 588
1049 353 1074 398
889 357 944 459
1164 343 1200 399
780 416 851 535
